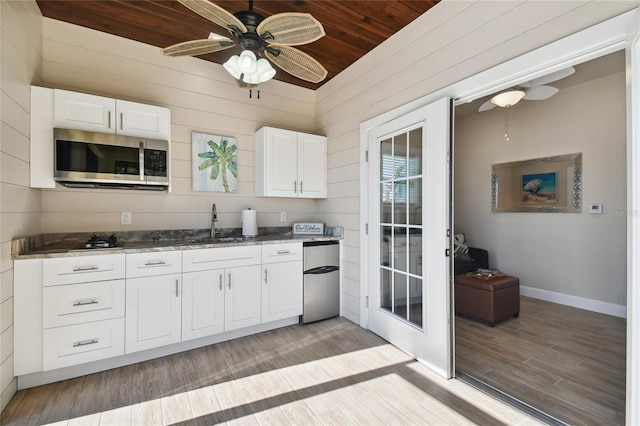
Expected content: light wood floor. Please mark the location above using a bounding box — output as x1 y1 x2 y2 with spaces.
456 296 627 426
2 317 544 426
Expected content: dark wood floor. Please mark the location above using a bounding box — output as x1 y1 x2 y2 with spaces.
456 296 627 426
2 317 542 425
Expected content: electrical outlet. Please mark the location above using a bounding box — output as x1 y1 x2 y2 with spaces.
121 211 132 225
280 211 286 223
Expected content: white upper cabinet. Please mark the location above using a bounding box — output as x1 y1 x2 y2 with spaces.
53 89 171 140
255 126 327 198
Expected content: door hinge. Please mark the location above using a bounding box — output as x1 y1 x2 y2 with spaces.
365 296 369 308
447 229 451 237
445 248 451 257
365 150 369 162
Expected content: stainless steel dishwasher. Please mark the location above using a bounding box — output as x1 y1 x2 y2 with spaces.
302 241 340 323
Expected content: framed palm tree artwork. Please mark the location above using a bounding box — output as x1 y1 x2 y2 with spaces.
192 132 238 192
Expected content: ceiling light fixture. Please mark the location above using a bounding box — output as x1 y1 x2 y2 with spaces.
490 90 526 108
223 49 276 88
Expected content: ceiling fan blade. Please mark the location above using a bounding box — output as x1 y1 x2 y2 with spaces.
265 45 327 83
478 99 497 112
257 13 325 46
523 85 559 100
521 66 575 87
178 0 247 33
161 38 236 57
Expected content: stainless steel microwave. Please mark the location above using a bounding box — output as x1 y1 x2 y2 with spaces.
53 128 169 190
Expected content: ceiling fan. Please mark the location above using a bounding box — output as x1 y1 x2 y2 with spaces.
478 66 576 112
162 0 328 87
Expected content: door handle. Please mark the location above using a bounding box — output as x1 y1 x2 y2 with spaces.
219 274 223 291
264 268 268 284
300 181 303 193
228 273 231 289
175 279 179 297
294 181 297 193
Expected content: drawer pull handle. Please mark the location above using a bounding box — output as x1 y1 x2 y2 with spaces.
277 250 291 255
73 339 99 348
73 300 99 307
72 266 99 272
144 260 167 266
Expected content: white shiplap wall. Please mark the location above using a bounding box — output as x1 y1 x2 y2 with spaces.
40 18 319 233
314 0 636 324
0 0 43 411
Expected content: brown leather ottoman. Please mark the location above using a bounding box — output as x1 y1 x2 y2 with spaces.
454 274 520 326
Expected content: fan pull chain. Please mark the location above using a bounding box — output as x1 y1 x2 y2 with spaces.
504 106 511 142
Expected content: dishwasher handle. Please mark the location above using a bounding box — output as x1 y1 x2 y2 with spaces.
304 265 339 275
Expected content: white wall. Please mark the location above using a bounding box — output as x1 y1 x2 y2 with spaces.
455 69 627 312
0 0 43 411
315 1 636 324
39 18 319 233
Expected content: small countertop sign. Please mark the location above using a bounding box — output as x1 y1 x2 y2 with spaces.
293 223 324 235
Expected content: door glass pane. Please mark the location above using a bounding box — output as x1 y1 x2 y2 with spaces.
381 138 393 179
409 277 422 327
393 272 407 320
409 128 422 176
394 181 407 224
381 182 392 223
378 125 424 330
381 226 391 267
409 178 422 225
394 229 407 272
394 133 408 178
381 268 391 311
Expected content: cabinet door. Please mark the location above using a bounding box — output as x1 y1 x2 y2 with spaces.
54 89 115 133
182 269 225 341
125 273 181 353
224 265 261 331
297 133 327 198
262 261 303 323
116 100 171 140
257 127 298 197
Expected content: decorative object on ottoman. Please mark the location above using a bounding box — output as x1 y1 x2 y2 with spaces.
454 273 520 326
453 234 489 275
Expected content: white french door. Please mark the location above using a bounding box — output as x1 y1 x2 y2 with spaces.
367 97 452 377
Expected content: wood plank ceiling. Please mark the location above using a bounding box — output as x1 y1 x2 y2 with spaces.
35 0 439 90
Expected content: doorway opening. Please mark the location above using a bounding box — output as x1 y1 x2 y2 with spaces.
452 50 627 425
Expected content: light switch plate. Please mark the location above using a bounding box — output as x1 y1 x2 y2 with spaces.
121 211 132 225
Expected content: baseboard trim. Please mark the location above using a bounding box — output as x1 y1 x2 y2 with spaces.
520 286 627 318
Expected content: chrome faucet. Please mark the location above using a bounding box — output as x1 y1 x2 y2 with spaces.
211 203 220 240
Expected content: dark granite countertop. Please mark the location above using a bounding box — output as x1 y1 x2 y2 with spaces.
12 227 342 260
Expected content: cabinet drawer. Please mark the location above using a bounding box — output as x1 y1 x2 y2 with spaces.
183 245 261 272
261 243 303 264
43 280 125 328
43 254 125 286
43 318 125 371
126 251 182 278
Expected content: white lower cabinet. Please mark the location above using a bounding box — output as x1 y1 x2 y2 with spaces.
224 265 262 331
182 269 225 341
125 273 182 353
125 250 182 354
182 246 262 339
261 243 303 323
15 241 310 381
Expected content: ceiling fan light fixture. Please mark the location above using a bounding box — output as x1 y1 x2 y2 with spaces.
256 58 276 82
237 49 258 74
491 90 526 108
223 55 242 79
